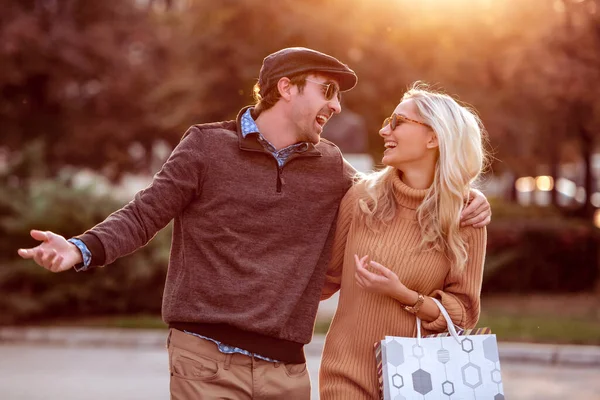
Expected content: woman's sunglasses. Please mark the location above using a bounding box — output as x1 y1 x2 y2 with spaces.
305 78 341 102
382 113 431 130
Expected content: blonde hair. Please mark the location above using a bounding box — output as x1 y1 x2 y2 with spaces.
358 83 487 271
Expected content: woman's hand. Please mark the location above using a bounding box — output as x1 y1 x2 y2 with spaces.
354 254 409 300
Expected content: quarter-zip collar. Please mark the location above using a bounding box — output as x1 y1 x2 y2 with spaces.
236 106 322 158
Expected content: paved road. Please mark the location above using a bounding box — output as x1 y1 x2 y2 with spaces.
1 343 599 399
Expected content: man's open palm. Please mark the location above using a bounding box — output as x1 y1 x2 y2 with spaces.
18 230 82 272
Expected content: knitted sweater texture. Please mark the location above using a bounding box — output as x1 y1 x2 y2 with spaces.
319 171 487 399
77 106 355 363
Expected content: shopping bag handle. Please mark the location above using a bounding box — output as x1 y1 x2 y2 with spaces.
416 298 462 345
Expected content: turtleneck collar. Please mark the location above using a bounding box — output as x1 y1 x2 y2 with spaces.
391 170 429 210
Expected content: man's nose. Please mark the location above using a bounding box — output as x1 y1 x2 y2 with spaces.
329 97 342 114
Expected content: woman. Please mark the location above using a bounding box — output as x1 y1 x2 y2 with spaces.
319 83 488 399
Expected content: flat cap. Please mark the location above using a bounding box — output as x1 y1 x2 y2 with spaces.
258 47 358 97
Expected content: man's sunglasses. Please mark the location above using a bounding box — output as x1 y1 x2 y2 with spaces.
382 113 431 130
305 78 341 102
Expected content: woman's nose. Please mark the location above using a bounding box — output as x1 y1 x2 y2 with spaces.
379 125 390 137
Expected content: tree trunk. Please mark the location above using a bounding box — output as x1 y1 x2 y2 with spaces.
509 176 518 203
549 140 560 207
581 131 595 219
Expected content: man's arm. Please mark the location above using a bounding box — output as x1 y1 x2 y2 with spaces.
18 126 207 272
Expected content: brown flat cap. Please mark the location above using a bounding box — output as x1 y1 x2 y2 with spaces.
258 47 358 97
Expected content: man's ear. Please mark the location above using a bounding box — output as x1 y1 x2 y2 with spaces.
426 132 439 149
277 77 293 101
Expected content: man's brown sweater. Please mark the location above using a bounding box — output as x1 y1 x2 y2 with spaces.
77 106 355 363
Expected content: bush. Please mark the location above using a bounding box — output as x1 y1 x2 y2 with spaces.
2 179 597 324
0 175 171 325
482 199 600 293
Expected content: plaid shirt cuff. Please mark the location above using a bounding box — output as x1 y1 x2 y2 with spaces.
67 238 92 271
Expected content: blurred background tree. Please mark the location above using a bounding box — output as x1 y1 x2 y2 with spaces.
0 0 171 180
1 0 599 328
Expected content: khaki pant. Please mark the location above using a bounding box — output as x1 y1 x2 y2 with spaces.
167 328 311 399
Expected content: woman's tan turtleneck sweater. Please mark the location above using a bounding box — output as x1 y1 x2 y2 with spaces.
319 172 487 400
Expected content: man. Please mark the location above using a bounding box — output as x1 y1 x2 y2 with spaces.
18 47 491 399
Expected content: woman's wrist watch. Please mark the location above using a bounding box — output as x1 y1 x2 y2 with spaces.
402 293 425 315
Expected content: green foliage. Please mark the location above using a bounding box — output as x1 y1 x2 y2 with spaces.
2 0 599 324
487 198 564 220
483 199 600 293
0 166 171 325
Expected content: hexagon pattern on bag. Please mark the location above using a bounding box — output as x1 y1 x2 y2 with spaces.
378 333 504 399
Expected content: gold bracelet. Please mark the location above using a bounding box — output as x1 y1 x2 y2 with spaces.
402 293 425 315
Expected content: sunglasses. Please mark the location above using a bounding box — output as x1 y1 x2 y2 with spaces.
382 113 431 130
305 78 341 102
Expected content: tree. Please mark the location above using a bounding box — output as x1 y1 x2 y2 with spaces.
502 0 600 215
556 0 600 218
0 0 169 180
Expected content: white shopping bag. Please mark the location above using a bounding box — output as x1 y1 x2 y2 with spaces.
376 298 504 400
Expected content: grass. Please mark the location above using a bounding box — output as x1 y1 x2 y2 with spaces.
478 314 600 345
315 294 600 345
314 315 600 345
479 294 600 345
28 294 600 346
42 315 168 330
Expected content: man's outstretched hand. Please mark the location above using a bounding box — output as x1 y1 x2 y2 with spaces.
18 230 82 272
